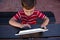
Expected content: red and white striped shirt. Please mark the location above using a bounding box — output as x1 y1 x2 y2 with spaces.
13 10 45 25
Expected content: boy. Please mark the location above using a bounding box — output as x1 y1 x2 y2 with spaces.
9 0 49 29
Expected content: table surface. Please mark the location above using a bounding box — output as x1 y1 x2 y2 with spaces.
0 24 60 38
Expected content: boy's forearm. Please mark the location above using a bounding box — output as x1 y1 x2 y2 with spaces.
9 19 23 28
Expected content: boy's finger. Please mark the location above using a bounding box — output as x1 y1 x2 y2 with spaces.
28 25 31 28
41 26 47 29
44 27 47 29
27 24 31 28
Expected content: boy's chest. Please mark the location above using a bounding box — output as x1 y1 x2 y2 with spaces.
21 13 37 21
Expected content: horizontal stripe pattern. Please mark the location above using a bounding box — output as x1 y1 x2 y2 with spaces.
13 10 45 24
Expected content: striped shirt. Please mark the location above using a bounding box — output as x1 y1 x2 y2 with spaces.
13 10 45 25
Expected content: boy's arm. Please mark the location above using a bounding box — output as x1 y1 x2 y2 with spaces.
9 18 23 28
9 18 31 28
41 16 49 29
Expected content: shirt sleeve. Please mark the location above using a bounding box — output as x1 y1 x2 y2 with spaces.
37 11 45 19
12 11 21 20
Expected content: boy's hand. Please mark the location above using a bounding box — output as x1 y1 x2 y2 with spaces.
41 25 47 29
21 24 31 28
